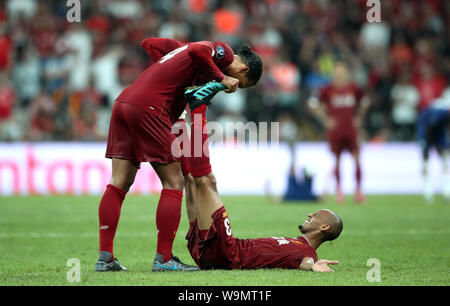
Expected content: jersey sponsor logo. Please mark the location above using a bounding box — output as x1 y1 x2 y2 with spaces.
216 46 225 59
272 237 290 245
331 94 356 108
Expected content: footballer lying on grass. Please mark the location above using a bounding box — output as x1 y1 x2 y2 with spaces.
177 84 343 272
186 203 342 272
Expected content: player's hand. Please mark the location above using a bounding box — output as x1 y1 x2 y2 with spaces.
325 118 336 130
221 76 239 93
311 260 339 272
353 117 362 129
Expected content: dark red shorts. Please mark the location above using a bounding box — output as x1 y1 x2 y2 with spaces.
105 101 181 167
186 206 239 270
328 129 359 155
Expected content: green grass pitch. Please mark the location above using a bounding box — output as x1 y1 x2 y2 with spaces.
0 194 449 286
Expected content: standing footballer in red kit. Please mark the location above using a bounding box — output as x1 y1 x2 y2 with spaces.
308 62 370 203
95 38 260 272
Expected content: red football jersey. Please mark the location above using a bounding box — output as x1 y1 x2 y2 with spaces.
0 86 14 120
234 236 318 269
319 84 364 132
116 38 234 123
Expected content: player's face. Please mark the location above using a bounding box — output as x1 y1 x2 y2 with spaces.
236 74 253 88
225 56 253 88
298 211 322 234
332 64 350 87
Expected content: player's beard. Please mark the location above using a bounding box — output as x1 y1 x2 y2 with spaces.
298 224 306 234
299 222 313 234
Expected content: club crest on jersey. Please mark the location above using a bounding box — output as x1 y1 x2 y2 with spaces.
216 46 225 59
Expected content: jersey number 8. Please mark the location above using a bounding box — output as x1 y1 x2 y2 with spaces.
224 218 232 236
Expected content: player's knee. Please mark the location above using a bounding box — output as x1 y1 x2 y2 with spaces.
184 173 195 189
194 173 217 191
110 175 135 192
161 174 185 191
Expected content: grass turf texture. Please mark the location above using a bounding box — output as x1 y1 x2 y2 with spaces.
0 194 449 286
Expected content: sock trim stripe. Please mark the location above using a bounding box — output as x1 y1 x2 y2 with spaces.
107 184 127 199
160 188 183 200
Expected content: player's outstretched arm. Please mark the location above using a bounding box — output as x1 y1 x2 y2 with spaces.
355 95 371 128
299 258 339 272
307 97 334 130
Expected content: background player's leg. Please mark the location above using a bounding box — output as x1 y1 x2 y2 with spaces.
422 148 433 203
435 147 450 201
442 150 450 200
97 158 137 265
334 151 344 203
151 161 184 262
352 149 364 203
436 125 450 200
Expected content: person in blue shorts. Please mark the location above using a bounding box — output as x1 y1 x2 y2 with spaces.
417 90 450 202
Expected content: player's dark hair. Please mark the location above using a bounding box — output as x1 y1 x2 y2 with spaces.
237 43 263 86
324 214 343 242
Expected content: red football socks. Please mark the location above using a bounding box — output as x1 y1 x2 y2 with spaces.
334 164 341 190
98 184 127 259
356 163 362 190
156 188 183 262
190 105 212 177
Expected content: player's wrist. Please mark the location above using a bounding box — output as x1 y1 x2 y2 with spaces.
217 73 225 83
299 258 315 271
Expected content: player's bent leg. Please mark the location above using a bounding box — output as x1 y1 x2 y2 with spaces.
193 173 224 230
184 173 198 224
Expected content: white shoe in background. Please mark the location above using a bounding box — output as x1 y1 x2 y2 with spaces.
443 173 450 201
424 176 433 204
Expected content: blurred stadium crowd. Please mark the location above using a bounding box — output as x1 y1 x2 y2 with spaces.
0 0 448 142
